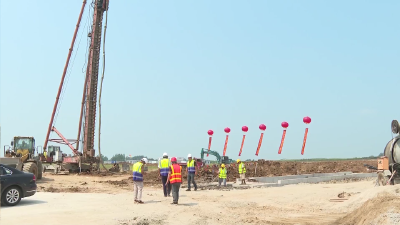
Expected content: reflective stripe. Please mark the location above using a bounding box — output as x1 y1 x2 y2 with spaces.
170 164 182 184
160 159 170 176
219 168 227 178
238 162 246 174
132 162 143 181
187 160 195 173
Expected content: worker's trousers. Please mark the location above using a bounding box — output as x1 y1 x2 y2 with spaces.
187 173 197 190
218 178 226 187
161 176 171 197
171 183 181 203
133 181 143 201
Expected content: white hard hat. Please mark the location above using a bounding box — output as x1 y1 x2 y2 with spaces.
163 152 168 156
142 158 148 163
188 154 192 158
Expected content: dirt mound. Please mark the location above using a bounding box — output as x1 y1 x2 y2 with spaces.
123 159 376 185
77 170 128 177
200 159 376 182
333 192 400 225
38 186 90 193
97 180 130 187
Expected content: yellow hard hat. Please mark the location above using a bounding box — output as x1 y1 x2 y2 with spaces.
221 164 225 168
237 159 241 163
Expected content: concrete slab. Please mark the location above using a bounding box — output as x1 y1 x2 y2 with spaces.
250 171 354 183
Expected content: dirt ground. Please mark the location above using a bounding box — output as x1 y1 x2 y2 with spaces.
2 159 399 225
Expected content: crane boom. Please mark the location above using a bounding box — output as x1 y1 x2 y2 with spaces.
44 0 109 166
43 0 87 151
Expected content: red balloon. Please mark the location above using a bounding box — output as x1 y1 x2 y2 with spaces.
303 116 311 124
259 124 266 131
242 126 248 132
224 127 231 133
281 122 289 128
207 130 214 135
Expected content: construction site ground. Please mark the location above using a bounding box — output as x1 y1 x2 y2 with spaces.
1 159 400 225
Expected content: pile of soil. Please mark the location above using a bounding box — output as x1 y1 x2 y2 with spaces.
130 159 376 185
333 192 400 225
38 186 89 193
199 159 376 182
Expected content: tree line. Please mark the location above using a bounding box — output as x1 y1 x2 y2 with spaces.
101 154 156 162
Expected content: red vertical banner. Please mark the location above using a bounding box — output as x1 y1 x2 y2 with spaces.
255 133 264 156
223 127 230 156
278 121 289 154
223 134 229 156
255 124 266 156
238 126 248 156
207 130 213 157
278 130 286 154
239 135 246 156
301 128 308 155
301 117 311 155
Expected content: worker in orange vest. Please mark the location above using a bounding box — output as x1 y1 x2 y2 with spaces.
166 157 182 204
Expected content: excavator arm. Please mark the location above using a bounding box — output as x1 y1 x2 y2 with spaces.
200 148 221 162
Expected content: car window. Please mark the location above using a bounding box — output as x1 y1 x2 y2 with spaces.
0 167 12 175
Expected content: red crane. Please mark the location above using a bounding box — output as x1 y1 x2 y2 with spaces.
43 0 109 170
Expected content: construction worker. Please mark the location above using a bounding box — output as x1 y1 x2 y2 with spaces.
132 158 148 204
158 152 171 197
186 154 197 191
218 164 227 187
237 159 246 185
166 157 182 204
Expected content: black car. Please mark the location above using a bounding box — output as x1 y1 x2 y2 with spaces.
0 163 37 206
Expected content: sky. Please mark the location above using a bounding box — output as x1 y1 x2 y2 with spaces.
1 1 399 161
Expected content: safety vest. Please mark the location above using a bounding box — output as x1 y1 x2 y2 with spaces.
159 158 171 176
219 168 227 179
170 164 182 184
187 160 195 173
132 162 143 181
238 162 246 174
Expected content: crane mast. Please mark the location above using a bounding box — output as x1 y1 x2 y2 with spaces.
80 0 109 160
43 0 109 166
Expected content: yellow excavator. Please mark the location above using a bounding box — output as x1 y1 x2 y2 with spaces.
3 136 43 179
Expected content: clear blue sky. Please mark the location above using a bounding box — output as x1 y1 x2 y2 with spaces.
1 1 399 160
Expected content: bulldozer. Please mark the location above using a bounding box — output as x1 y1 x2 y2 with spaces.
2 136 43 179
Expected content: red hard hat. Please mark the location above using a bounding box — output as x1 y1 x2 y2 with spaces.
171 157 177 162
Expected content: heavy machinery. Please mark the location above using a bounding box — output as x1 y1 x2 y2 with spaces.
200 148 233 165
378 120 400 185
42 0 109 173
1 136 43 179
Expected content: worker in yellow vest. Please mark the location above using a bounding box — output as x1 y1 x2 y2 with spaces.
158 152 171 197
132 158 148 203
237 159 246 185
186 154 197 191
166 157 182 204
218 164 227 187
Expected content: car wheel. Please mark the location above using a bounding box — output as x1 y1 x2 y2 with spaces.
2 186 22 206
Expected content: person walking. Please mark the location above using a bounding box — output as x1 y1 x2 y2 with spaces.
132 158 148 203
186 154 197 191
158 152 171 197
166 157 182 204
237 159 246 185
218 164 227 187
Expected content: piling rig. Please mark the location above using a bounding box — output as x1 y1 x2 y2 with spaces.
42 0 109 173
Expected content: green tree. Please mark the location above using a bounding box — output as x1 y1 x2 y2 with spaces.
110 154 126 161
100 154 108 162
